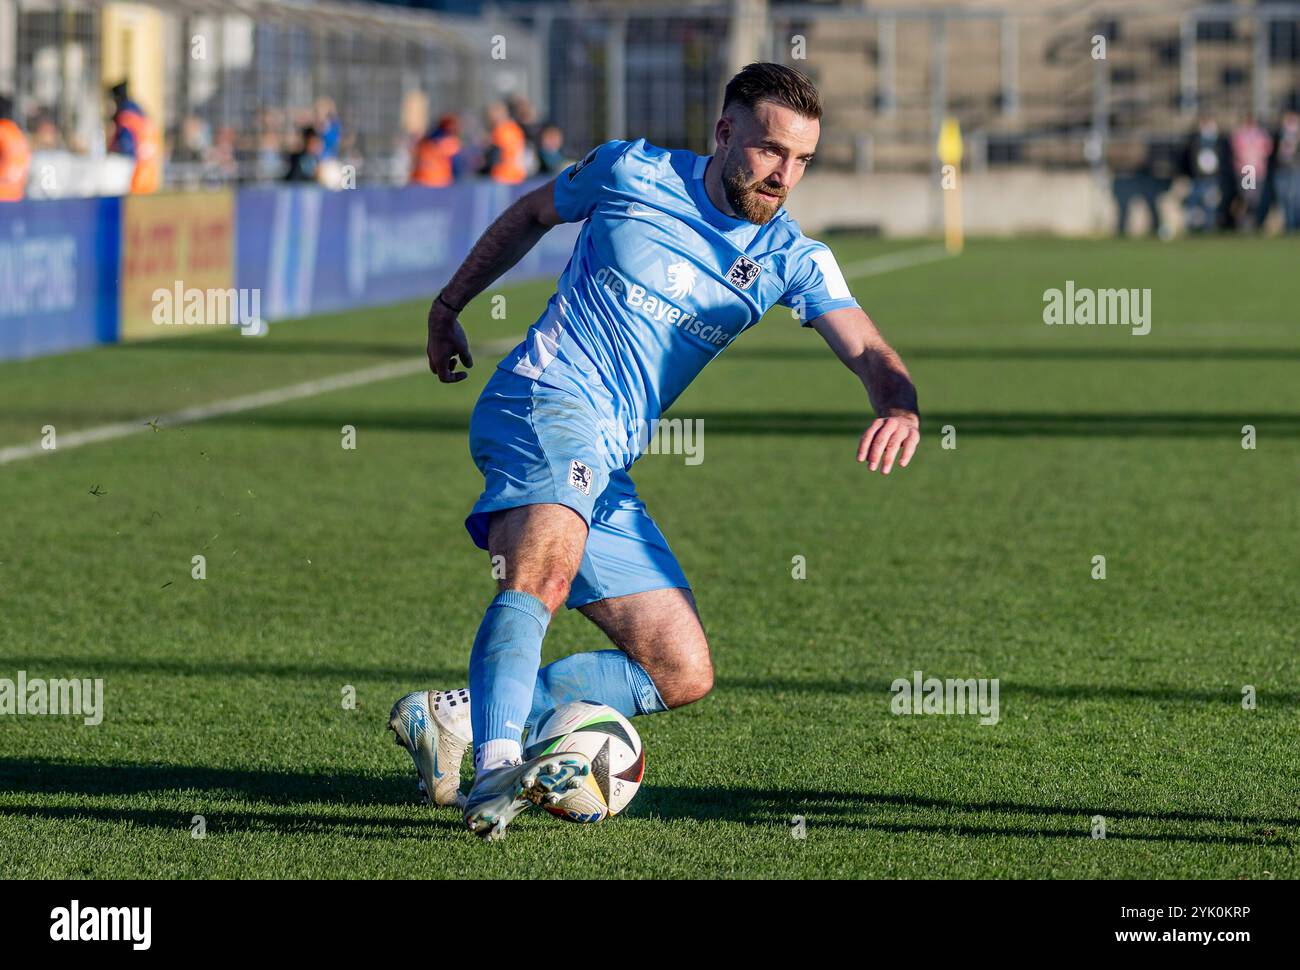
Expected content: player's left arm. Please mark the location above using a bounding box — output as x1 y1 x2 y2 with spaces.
810 307 920 475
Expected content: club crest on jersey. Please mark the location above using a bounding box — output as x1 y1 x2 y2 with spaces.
568 147 599 182
725 254 762 291
569 459 593 495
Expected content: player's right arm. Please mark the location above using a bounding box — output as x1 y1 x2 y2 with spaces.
427 141 631 382
426 179 565 382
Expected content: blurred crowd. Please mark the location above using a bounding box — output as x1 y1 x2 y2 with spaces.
405 96 569 189
1112 111 1300 236
0 85 569 199
4 82 1298 237
163 89 570 190
1180 112 1300 232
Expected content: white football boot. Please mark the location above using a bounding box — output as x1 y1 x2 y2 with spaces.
462 752 592 841
388 689 471 808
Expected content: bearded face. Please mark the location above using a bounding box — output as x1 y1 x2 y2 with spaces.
720 150 789 225
712 101 818 226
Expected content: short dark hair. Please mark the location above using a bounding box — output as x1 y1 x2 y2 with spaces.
722 62 822 121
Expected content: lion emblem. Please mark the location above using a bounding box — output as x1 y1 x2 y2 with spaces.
665 261 698 299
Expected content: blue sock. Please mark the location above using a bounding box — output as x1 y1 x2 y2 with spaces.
526 650 668 736
469 590 552 763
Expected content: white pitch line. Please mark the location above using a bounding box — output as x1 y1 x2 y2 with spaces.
0 339 518 467
840 244 954 280
2 244 956 468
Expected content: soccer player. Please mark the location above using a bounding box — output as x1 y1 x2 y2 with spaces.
390 63 921 839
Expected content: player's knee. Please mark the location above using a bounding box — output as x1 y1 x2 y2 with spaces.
505 572 571 614
659 650 714 709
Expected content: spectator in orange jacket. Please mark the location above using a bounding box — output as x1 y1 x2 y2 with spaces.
108 81 161 194
411 115 463 187
0 95 30 202
481 101 527 184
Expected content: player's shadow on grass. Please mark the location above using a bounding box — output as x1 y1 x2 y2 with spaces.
3 758 1293 846
0 801 454 840
122 336 418 357
680 410 1300 438
715 675 1300 707
201 408 1300 438
724 345 1300 363
0 406 471 435
204 409 471 434
7 654 466 684
636 786 1298 845
0 757 465 837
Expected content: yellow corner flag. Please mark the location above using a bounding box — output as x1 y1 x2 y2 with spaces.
937 117 964 255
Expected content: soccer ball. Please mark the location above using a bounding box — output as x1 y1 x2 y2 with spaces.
524 701 644 823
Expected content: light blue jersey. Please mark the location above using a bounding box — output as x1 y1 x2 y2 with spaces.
499 138 859 448
466 138 859 603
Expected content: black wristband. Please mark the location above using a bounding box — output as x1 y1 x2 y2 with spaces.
435 291 465 314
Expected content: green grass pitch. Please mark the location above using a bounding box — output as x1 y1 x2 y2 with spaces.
1 235 1297 879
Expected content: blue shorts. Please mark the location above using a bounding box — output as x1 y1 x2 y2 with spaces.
465 368 691 610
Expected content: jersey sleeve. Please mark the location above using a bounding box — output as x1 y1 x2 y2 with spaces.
778 241 859 326
552 140 633 223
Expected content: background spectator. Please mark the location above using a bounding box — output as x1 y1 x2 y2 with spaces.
171 114 210 166
1182 116 1229 233
107 81 161 194
481 101 526 184
29 108 61 151
315 98 341 160
255 106 286 182
1111 140 1172 237
314 97 344 188
0 93 30 201
508 93 542 175
284 125 322 182
1272 110 1300 232
536 123 567 175
1230 113 1273 230
208 125 239 184
411 114 463 187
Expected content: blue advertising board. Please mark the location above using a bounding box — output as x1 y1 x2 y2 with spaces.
0 180 580 362
0 197 120 359
235 181 580 321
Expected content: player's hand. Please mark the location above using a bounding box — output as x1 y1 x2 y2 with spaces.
426 303 474 383
857 412 919 475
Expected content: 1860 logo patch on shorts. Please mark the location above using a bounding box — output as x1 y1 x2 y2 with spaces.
568 459 593 495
